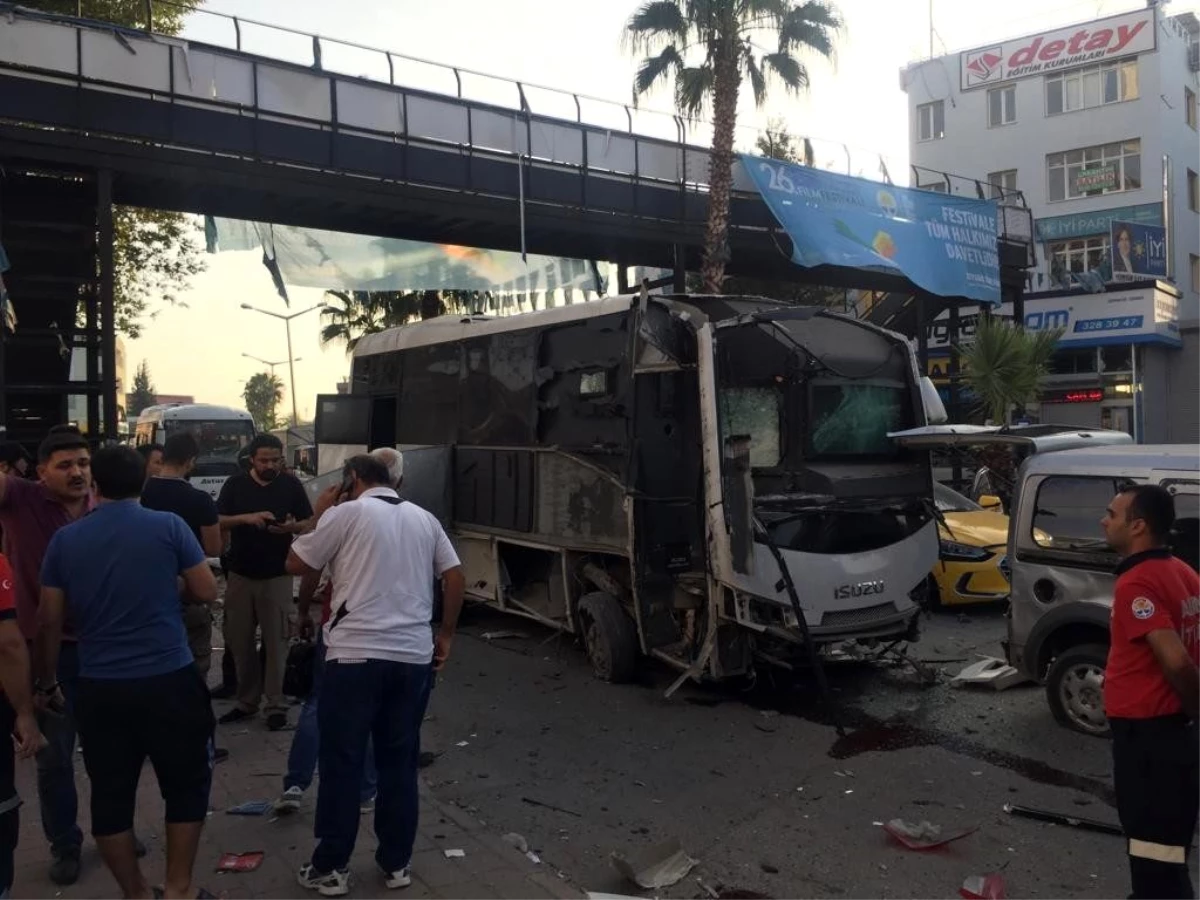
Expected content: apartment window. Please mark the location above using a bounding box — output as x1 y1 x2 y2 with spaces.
1191 254 1200 294
1048 236 1109 278
1187 87 1198 130
988 85 1016 127
1189 169 1199 213
918 101 945 141
1045 57 1138 115
1047 139 1140 202
987 169 1018 200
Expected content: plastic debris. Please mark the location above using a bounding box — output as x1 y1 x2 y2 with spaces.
226 800 272 816
1003 803 1123 836
443 849 466 859
455 741 470 747
216 851 264 873
952 657 1029 691
481 630 527 641
611 838 699 889
526 851 542 865
882 819 979 851
502 833 530 854
960 873 1007 899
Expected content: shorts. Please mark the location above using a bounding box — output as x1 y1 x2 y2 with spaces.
75 665 215 836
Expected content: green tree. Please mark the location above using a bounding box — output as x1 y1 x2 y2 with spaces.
319 289 483 353
626 0 841 293
127 359 156 417
242 371 284 432
958 316 1063 425
755 115 813 166
21 0 205 339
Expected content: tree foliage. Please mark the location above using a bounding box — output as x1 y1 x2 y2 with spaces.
755 116 813 166
242 371 285 432
21 1 206 339
128 359 156 417
958 317 1064 425
625 0 841 292
319 290 486 354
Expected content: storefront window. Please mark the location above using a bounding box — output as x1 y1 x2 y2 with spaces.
1100 345 1133 373
1048 347 1098 375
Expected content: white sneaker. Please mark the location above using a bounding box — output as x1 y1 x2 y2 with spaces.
382 866 411 889
275 785 305 813
297 863 350 897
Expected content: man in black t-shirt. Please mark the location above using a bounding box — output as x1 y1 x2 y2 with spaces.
141 433 222 670
217 435 312 731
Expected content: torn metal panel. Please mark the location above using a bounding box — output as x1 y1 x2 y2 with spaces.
535 452 628 550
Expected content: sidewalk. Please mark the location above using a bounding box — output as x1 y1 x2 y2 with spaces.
11 690 582 899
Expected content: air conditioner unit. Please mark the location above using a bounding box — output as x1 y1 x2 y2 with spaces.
1189 41 1199 72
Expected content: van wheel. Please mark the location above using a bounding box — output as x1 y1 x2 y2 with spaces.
578 591 639 684
1045 643 1111 737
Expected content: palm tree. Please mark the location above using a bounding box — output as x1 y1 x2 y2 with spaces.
626 0 841 293
243 371 285 432
958 316 1063 425
320 289 482 353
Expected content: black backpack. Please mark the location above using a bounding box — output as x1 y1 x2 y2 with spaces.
282 640 316 699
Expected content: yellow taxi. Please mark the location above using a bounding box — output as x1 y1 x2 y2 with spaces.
929 482 1010 608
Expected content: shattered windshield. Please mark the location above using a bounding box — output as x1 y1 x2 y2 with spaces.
166 419 255 465
808 380 907 457
719 387 783 468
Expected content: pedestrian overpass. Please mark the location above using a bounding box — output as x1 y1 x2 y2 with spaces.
0 3 1033 446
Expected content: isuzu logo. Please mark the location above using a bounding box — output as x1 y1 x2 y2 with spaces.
834 580 885 600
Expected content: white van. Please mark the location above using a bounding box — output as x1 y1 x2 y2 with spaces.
133 403 256 499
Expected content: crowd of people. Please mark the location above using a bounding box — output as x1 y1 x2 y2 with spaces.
0 426 465 898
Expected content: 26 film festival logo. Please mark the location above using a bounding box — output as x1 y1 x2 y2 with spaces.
963 47 1003 85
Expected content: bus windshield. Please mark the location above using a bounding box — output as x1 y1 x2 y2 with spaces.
165 419 255 466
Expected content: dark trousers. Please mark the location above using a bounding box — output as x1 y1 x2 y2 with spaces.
1112 715 1199 900
311 658 432 875
34 641 82 855
0 700 19 898
219 632 267 691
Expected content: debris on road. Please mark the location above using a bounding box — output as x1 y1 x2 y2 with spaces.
522 796 584 818
502 832 530 854
611 837 699 889
455 740 470 747
226 800 272 816
216 851 264 873
1003 803 1123 836
952 657 1030 691
418 750 438 768
443 848 466 859
526 851 542 865
960 873 1007 899
882 818 979 850
481 630 528 641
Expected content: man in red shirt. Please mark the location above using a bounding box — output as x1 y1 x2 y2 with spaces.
0 550 48 897
1101 483 1199 900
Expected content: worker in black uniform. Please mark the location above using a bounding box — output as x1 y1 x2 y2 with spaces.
1101 483 1200 899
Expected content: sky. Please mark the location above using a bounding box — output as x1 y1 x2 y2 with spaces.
124 0 1188 418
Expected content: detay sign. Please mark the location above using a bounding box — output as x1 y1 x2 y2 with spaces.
960 9 1156 90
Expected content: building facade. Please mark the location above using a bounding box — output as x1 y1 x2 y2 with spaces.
902 3 1200 442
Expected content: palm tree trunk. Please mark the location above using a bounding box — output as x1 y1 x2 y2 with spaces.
701 49 740 294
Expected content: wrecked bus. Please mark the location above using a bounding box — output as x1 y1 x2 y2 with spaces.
312 294 939 683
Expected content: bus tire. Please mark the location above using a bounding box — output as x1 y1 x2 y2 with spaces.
578 591 638 684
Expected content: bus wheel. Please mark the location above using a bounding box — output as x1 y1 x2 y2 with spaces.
578 591 638 684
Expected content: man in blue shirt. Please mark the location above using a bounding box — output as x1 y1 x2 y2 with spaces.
36 445 218 900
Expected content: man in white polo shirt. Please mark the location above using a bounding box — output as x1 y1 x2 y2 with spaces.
285 454 464 897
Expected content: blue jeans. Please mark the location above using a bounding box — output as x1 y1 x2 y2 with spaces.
284 635 376 801
35 641 82 855
311 658 431 875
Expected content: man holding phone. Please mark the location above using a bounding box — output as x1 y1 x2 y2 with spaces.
217 435 312 731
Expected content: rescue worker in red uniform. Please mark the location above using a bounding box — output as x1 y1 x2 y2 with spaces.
1101 483 1199 900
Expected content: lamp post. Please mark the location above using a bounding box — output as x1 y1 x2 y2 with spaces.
239 302 323 439
241 352 301 376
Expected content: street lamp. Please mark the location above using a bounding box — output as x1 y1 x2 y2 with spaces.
242 352 302 375
239 302 323 432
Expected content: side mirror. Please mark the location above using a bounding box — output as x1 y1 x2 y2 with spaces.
979 494 1003 511
919 376 948 425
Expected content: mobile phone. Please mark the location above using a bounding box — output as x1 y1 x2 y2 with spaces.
338 472 355 498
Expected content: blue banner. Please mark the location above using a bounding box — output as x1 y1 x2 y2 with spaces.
1035 202 1161 242
1110 220 1167 280
740 155 1001 305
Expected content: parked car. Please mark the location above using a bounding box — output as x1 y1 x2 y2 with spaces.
930 483 1011 608
1003 444 1199 737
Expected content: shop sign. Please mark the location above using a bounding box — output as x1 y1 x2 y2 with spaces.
1035 203 1162 242
1042 388 1105 404
925 286 1180 349
1074 164 1117 194
960 8 1156 90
